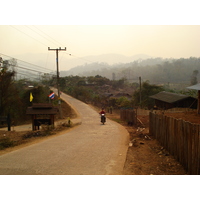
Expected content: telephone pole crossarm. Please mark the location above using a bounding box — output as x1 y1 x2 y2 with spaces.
48 47 67 51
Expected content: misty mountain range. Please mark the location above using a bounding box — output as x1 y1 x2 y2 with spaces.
14 53 151 72
60 56 200 90
74 53 151 65
60 53 151 76
10 52 200 88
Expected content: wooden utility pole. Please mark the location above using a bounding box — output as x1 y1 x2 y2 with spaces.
139 76 142 105
48 47 66 118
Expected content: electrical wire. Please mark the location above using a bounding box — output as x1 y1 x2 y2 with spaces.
33 25 64 47
13 64 49 74
24 25 60 47
0 53 55 73
0 52 56 81
8 25 111 72
15 72 40 80
9 25 49 47
11 25 102 64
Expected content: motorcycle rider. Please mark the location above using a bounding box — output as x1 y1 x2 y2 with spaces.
99 108 106 122
99 108 105 115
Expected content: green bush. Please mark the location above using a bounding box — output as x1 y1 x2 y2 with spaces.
116 96 132 108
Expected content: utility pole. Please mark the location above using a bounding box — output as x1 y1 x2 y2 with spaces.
139 76 142 105
48 47 66 118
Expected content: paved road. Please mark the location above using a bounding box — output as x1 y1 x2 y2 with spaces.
0 91 129 175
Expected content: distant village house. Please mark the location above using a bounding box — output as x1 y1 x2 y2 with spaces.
150 91 197 110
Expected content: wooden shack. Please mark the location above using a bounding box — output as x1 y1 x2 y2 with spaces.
149 91 197 110
26 103 58 131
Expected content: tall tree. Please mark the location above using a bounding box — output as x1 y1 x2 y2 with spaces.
0 60 17 116
133 81 163 108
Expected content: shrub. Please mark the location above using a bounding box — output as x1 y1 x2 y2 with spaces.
0 137 14 149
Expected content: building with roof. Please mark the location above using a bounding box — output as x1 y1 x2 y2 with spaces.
26 103 58 130
149 91 197 110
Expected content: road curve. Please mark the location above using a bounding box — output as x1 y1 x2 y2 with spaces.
0 91 129 175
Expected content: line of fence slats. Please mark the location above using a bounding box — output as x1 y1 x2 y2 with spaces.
120 109 136 125
149 112 200 175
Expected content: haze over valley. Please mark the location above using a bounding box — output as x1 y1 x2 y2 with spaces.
0 25 199 90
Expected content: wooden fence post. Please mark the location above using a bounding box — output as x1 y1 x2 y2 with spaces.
176 119 182 163
192 124 198 174
149 112 200 175
184 122 189 171
196 124 200 174
197 125 200 175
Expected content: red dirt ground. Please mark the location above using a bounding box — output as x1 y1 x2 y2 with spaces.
107 110 191 175
164 111 200 124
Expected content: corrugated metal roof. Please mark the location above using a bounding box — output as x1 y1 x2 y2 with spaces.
187 83 200 90
149 91 190 103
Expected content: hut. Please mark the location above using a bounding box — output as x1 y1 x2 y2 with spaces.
26 103 58 131
149 91 197 110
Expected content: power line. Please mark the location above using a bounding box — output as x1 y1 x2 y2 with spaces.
13 64 50 74
0 53 56 81
0 53 55 73
15 72 40 80
9 26 111 71
33 25 64 47
25 25 60 47
13 25 103 65
8 25 71 69
9 25 49 47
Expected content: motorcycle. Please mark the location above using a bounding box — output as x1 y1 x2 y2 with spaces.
100 113 106 125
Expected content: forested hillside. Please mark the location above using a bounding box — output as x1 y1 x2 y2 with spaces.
61 57 200 87
1 57 200 126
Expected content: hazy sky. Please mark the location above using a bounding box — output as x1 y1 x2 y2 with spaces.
1 1 200 71
1 25 200 58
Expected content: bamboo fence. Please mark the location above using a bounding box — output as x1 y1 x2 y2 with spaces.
149 112 200 175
